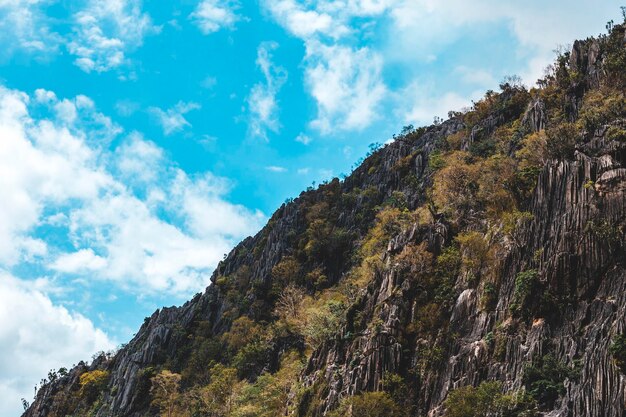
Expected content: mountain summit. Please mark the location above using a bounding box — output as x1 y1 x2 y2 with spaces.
24 20 626 417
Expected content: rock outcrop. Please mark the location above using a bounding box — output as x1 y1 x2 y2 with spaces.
23 25 626 417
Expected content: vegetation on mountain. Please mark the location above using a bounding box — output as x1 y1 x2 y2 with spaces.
24 12 626 417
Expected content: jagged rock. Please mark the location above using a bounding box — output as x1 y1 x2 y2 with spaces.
522 98 547 133
23 27 626 417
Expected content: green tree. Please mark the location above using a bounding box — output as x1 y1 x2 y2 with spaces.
150 370 182 417
79 370 109 404
610 334 626 374
329 391 403 417
188 364 240 416
444 381 536 417
271 256 303 289
274 284 305 325
523 355 578 408
302 299 346 349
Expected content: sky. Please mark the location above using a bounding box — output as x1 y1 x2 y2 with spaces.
0 0 622 415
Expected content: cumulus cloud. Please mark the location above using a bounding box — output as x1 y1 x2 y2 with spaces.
261 0 391 133
191 0 241 34
115 133 164 183
0 85 265 295
65 190 257 293
68 0 158 72
247 41 287 139
305 42 386 133
51 248 107 273
0 272 114 417
149 101 201 135
262 0 620 133
0 87 113 265
170 172 265 238
0 0 62 59
0 0 159 70
262 0 342 39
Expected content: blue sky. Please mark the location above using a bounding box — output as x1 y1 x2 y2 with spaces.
0 0 622 415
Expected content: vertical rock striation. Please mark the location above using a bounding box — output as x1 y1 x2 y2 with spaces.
23 27 626 417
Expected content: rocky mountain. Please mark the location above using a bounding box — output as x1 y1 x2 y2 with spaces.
23 21 626 417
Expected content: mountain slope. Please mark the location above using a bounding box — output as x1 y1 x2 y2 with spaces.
24 21 626 417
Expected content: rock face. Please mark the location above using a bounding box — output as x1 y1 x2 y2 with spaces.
306 144 625 416
23 28 626 417
23 118 460 417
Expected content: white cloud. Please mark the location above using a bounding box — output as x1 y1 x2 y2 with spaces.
68 0 158 72
34 88 56 103
247 41 287 139
0 0 62 59
51 248 107 273
115 133 164 183
0 271 113 417
295 133 312 145
266 165 287 173
261 1 390 133
261 0 396 40
0 84 265 296
170 172 265 239
385 0 620 84
0 86 113 265
262 0 620 134
197 134 218 150
297 167 310 175
191 0 241 34
455 66 498 88
66 191 254 293
262 0 340 39
305 42 387 133
115 99 140 117
400 84 479 126
149 101 200 135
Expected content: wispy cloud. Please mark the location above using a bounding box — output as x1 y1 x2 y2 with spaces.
201 75 218 89
115 99 140 117
247 41 287 139
400 83 480 126
0 0 62 59
295 133 312 145
67 0 159 72
305 41 387 133
0 84 264 294
149 101 201 135
190 0 241 34
318 168 333 179
262 0 391 133
266 165 287 173
261 0 620 134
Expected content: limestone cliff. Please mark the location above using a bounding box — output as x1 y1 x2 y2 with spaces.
23 23 626 417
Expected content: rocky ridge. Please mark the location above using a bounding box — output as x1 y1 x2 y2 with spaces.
23 24 626 417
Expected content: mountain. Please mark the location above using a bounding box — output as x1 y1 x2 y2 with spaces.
23 21 626 417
